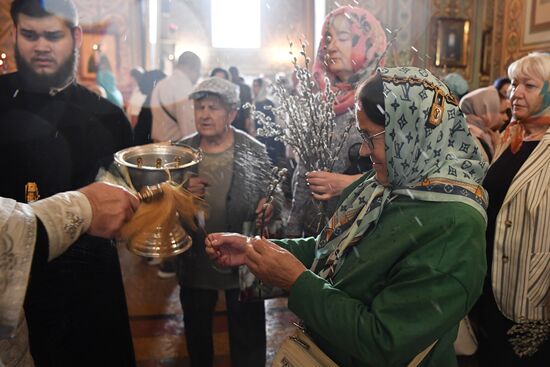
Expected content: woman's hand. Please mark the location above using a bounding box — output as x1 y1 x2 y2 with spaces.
205 233 248 266
306 171 360 201
245 237 306 290
206 234 307 290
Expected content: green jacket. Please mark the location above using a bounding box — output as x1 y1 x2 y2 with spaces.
275 181 486 367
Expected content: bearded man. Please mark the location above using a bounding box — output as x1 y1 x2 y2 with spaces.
0 0 135 366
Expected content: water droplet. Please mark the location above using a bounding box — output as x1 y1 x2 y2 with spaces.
405 189 415 199
430 300 443 314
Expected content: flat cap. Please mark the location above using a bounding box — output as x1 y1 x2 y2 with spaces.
188 77 240 106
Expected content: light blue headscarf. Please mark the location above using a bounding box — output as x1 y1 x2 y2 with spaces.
315 67 488 279
97 70 123 108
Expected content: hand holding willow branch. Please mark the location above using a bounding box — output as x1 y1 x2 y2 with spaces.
256 167 287 237
246 42 354 175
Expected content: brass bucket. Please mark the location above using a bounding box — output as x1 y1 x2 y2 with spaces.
114 142 202 258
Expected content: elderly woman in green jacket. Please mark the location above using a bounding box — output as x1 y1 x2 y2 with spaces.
205 67 488 367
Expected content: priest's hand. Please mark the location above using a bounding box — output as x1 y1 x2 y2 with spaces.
78 182 139 238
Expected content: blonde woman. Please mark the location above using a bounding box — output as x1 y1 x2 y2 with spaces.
476 52 550 366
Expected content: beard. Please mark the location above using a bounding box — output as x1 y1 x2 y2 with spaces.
15 46 78 93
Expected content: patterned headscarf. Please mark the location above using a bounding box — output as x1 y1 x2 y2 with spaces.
460 87 502 130
502 53 550 153
314 67 488 279
312 6 387 116
460 87 502 159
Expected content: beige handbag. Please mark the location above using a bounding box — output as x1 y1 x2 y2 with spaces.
453 316 478 356
272 324 437 367
272 326 338 367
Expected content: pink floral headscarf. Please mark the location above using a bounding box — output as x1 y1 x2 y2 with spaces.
312 6 387 116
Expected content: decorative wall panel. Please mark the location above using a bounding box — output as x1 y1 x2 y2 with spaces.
74 0 142 99
0 2 15 74
324 0 432 69
497 0 550 77
1 1 548 91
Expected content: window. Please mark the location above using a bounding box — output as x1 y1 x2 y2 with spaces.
211 0 260 48
314 0 325 55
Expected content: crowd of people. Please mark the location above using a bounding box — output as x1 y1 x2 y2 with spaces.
1 0 549 366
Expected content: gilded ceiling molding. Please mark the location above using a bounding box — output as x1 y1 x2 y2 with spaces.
491 0 506 77
0 2 15 74
499 0 550 76
503 0 522 73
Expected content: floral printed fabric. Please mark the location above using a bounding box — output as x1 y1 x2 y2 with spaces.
312 6 387 116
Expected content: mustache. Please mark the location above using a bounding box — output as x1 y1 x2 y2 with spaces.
31 56 56 62
15 45 78 92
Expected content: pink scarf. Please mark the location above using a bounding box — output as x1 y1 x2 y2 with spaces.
312 7 387 116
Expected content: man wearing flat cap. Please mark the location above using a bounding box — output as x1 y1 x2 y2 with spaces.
175 77 276 367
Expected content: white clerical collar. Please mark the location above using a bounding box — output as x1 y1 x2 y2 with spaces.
48 78 75 96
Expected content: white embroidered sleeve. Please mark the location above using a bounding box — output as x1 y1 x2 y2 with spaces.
30 191 92 261
0 198 36 339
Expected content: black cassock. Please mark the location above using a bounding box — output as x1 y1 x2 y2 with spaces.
0 72 136 366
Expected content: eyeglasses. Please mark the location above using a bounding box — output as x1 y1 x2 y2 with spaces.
356 127 385 150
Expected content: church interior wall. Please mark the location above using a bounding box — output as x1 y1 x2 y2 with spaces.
1 0 549 101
